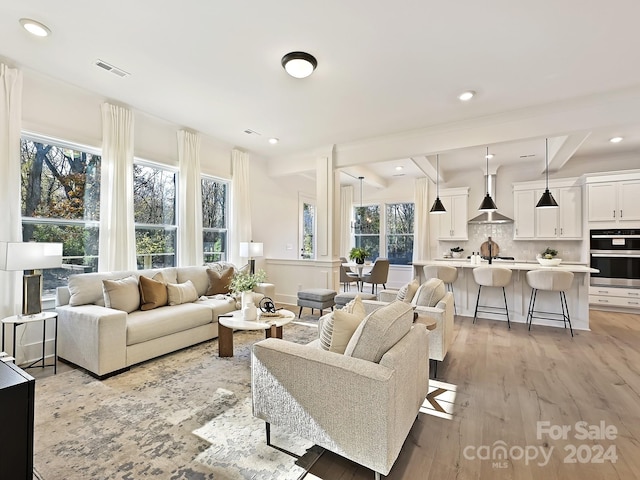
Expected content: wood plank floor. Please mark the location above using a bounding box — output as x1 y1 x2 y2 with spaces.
307 309 640 479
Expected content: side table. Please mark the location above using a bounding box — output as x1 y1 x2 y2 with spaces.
1 312 58 374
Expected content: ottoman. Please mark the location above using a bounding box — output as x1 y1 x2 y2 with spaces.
297 288 337 317
334 291 377 309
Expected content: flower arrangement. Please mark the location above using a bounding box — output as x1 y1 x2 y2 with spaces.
229 269 267 293
541 247 558 259
349 246 371 264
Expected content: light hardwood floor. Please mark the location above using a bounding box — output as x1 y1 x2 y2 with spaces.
307 309 640 479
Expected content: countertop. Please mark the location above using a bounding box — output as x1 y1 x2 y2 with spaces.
414 259 599 273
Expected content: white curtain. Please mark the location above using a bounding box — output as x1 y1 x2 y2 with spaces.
177 130 203 266
413 177 430 263
340 185 353 258
229 149 251 266
0 64 23 317
98 103 136 272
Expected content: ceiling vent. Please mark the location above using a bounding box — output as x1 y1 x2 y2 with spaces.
95 59 130 77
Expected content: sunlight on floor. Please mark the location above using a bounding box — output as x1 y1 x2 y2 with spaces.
420 380 458 420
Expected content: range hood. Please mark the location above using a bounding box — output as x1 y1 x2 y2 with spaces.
468 174 513 224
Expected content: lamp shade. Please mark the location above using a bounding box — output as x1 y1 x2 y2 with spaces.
0 242 63 271
536 189 559 208
478 193 498 212
429 197 447 214
239 241 264 258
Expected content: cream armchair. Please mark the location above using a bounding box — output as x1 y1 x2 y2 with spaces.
252 301 429 479
368 278 455 365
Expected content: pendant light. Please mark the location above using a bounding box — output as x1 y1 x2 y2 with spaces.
478 146 498 211
536 138 559 208
430 154 447 214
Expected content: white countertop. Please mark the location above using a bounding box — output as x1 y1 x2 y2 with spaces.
413 259 598 273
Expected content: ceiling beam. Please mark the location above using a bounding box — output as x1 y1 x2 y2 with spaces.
340 165 388 189
410 156 441 183
546 133 592 173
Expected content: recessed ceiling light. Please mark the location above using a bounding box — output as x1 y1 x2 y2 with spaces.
395 166 403 171
609 136 623 143
458 90 475 101
268 138 279 145
281 52 317 78
19 18 51 37
485 153 494 159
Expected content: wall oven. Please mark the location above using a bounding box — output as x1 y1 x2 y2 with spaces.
590 229 640 287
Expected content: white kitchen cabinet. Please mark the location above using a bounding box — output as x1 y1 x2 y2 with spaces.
589 286 640 311
437 188 468 241
588 179 640 224
513 190 536 239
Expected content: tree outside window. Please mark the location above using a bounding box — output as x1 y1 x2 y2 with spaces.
133 163 177 269
202 176 228 262
301 202 315 259
386 203 414 265
354 205 380 260
20 136 101 295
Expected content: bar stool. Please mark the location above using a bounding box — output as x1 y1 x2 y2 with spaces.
472 267 512 328
423 265 458 314
525 269 574 337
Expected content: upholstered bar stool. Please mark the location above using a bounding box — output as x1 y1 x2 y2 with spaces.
423 265 459 314
472 267 513 328
525 269 574 337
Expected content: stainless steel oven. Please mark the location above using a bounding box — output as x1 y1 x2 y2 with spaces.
590 229 640 287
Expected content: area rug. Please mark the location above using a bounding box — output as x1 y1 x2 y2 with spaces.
33 318 320 480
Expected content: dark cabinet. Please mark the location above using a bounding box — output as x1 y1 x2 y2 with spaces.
0 360 35 479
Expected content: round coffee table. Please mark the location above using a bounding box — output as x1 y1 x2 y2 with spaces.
217 309 296 357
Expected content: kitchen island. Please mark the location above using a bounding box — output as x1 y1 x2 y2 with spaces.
413 260 599 330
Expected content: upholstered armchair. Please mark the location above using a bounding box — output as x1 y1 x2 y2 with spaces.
252 301 429 479
367 278 455 365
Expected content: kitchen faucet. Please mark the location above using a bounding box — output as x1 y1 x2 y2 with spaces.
488 236 493 265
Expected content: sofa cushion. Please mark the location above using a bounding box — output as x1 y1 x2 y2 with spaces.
68 271 131 306
396 278 420 303
126 303 213 345
176 266 210 296
412 278 446 308
102 275 140 313
319 295 366 353
205 266 234 295
167 280 199 306
344 300 413 363
139 273 168 311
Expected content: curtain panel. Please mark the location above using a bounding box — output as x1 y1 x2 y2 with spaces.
0 64 23 317
177 130 203 267
413 177 430 262
98 103 136 272
340 184 354 258
229 149 252 266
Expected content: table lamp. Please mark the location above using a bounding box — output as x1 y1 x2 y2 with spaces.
239 241 263 275
0 242 63 316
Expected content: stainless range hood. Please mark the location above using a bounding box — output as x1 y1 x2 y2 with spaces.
468 174 513 224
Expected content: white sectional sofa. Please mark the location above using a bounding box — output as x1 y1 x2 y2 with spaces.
55 264 265 378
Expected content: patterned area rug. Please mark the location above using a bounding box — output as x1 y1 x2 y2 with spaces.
34 318 320 480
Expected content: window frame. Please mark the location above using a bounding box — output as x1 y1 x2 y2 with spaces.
201 174 229 262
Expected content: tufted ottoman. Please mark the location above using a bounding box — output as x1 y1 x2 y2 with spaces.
334 291 377 309
297 288 337 317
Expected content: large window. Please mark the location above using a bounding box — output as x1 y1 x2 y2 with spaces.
353 205 380 260
301 201 315 259
202 176 228 262
134 162 177 269
386 203 414 265
20 135 101 295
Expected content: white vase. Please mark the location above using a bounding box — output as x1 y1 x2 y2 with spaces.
241 290 254 307
241 291 257 320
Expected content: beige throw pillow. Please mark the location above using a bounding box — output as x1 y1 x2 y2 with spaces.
412 278 446 307
167 280 199 306
139 273 168 311
319 295 367 353
396 278 420 303
103 276 140 313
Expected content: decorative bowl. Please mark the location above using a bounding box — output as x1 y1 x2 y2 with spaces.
537 257 562 266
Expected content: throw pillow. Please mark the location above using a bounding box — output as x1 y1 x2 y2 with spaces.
139 273 168 311
396 278 420 303
344 300 413 363
102 276 140 313
412 278 446 307
319 295 366 352
205 266 235 295
167 280 199 306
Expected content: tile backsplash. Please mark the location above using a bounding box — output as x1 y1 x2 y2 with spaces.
438 224 585 262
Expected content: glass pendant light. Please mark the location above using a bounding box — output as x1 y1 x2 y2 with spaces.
536 138 559 208
430 154 447 214
478 146 498 211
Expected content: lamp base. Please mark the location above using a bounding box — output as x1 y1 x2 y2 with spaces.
23 273 42 316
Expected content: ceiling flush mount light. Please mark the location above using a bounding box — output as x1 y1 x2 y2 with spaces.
19 18 51 37
536 138 559 209
281 51 317 78
609 136 623 143
458 90 475 101
430 154 447 214
479 147 498 212
268 138 279 145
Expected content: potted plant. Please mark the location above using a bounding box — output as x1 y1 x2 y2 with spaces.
229 269 267 294
349 246 370 264
537 247 562 266
450 246 464 259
